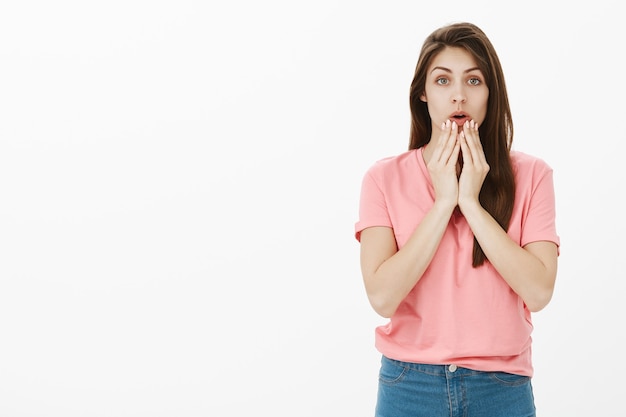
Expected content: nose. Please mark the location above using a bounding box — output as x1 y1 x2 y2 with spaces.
451 86 467 103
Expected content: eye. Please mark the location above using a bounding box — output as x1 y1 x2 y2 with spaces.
436 77 449 85
468 77 481 86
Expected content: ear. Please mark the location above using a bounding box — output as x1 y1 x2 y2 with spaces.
420 93 427 102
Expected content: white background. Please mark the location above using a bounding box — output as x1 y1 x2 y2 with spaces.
1 1 623 416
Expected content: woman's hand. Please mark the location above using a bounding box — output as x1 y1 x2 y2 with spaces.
426 119 461 209
458 120 489 212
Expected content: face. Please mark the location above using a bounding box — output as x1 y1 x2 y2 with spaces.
420 46 489 136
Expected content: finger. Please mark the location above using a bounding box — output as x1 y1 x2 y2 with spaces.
444 121 460 165
433 119 456 163
465 120 488 165
459 130 473 165
461 121 483 161
449 134 461 167
431 120 448 157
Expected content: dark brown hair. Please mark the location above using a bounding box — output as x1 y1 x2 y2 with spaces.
409 22 515 267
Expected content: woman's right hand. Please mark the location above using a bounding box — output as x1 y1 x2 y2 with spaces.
425 119 460 209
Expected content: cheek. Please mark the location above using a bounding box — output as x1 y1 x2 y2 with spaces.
473 94 489 125
424 99 447 122
476 108 488 125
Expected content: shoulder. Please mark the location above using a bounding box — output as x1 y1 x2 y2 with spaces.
510 150 556 193
510 150 553 176
365 149 420 178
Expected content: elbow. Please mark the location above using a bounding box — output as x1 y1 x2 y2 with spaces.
367 294 398 319
525 288 554 313
375 307 395 319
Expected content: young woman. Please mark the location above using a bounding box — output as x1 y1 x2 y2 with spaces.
355 22 560 417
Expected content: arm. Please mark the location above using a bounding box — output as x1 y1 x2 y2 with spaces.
458 121 558 312
459 203 558 312
360 120 460 318
360 201 455 318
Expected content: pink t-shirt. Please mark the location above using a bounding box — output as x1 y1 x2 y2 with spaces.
355 147 560 376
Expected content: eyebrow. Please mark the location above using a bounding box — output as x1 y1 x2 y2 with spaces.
430 66 481 74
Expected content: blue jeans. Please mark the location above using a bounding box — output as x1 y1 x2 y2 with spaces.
375 356 536 417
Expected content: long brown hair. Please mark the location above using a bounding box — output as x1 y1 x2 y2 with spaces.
409 22 515 267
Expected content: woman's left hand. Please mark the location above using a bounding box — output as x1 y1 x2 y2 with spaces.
458 120 489 210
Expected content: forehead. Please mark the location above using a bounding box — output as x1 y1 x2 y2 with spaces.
427 47 480 73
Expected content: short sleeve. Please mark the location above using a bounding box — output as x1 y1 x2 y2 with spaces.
354 165 392 242
521 165 561 253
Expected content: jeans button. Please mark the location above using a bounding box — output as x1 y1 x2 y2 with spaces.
448 364 457 372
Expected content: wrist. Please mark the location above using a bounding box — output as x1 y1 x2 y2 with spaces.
458 198 483 218
433 199 457 216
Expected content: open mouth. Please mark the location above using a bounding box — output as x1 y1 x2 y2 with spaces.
450 113 469 126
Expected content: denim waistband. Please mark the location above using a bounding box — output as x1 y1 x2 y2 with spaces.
382 355 485 377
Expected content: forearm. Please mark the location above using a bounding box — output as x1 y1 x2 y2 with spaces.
460 201 556 312
364 201 455 317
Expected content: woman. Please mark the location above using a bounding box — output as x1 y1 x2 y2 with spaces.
355 22 560 417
